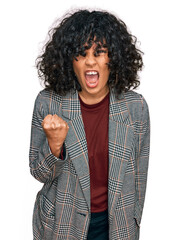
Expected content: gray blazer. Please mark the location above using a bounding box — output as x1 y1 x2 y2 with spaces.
29 88 150 240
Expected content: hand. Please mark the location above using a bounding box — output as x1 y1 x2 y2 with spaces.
42 114 69 157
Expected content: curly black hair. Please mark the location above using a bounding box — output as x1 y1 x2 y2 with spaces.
36 9 143 96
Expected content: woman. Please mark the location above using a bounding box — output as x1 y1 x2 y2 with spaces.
29 9 150 240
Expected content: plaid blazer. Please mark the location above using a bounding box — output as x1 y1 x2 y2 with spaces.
29 88 150 240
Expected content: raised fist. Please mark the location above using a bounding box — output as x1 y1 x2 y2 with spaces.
42 114 69 157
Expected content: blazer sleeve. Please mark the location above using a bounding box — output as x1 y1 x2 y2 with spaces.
135 95 150 226
29 92 68 183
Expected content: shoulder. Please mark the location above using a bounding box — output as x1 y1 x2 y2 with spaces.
123 90 144 102
122 90 149 123
38 88 62 103
34 88 63 116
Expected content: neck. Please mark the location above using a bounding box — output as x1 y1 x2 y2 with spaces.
78 88 109 105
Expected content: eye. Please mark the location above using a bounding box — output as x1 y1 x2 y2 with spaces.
80 52 86 57
94 49 107 56
77 50 86 58
74 51 86 61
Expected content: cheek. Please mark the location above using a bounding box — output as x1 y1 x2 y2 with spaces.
101 62 110 75
72 61 84 86
73 60 81 77
99 56 110 69
101 63 110 82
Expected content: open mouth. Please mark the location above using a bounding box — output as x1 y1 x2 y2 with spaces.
85 71 99 88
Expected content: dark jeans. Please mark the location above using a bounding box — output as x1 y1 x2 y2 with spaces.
87 209 109 240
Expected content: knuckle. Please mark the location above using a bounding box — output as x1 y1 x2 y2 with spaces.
63 122 68 128
45 114 52 120
43 123 49 129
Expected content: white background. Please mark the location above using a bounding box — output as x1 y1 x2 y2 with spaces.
0 0 168 239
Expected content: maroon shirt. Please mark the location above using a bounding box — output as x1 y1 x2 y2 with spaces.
79 93 109 213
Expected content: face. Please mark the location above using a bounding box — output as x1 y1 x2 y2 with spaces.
72 42 110 103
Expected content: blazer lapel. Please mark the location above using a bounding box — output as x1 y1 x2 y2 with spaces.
108 90 134 216
62 90 91 211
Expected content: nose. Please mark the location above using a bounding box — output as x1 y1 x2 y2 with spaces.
85 52 97 67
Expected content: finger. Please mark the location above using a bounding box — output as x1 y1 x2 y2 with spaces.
52 114 61 122
44 114 53 121
42 122 51 129
51 122 56 129
42 114 52 126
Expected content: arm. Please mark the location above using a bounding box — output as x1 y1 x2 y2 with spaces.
29 92 68 183
135 95 150 225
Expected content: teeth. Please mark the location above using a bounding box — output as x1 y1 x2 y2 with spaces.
86 71 98 75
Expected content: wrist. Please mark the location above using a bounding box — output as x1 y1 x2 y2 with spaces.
47 140 63 158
